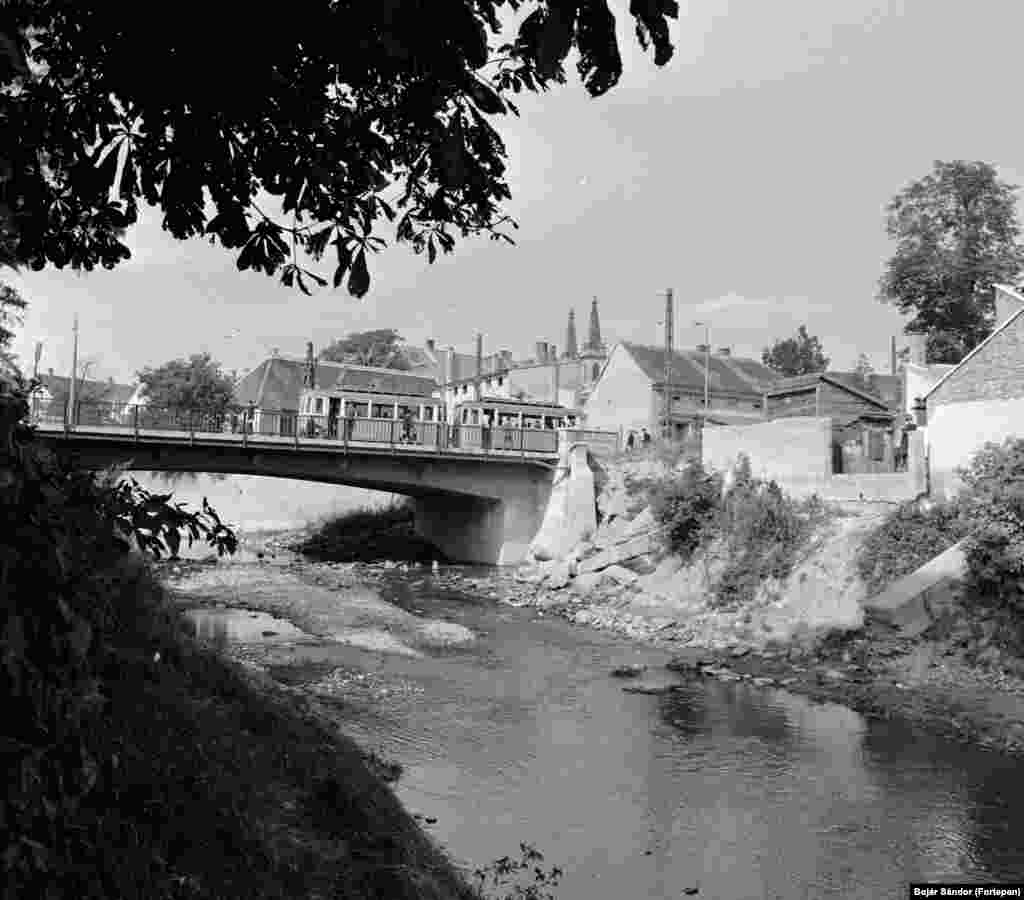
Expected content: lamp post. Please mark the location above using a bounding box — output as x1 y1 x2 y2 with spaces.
694 320 710 422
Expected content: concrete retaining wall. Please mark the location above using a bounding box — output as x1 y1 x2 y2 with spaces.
927 397 1024 499
702 416 832 494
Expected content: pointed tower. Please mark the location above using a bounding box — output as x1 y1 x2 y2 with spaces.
564 309 578 359
586 296 604 353
303 341 317 390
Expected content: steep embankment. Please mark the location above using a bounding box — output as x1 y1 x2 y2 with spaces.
510 452 1024 757
518 453 884 650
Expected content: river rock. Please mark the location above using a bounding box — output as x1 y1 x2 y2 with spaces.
571 571 605 595
577 533 655 576
621 681 674 695
610 663 647 678
603 564 639 587
543 562 573 590
624 507 655 536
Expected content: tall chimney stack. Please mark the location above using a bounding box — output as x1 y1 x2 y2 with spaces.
663 289 673 439
476 333 484 397
890 335 897 376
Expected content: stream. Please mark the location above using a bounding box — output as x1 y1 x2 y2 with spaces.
170 541 1024 900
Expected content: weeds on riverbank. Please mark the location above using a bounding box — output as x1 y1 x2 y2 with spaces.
648 454 834 608
854 499 967 597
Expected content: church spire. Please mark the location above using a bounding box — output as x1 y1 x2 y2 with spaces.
564 308 578 359
586 296 603 352
303 341 317 390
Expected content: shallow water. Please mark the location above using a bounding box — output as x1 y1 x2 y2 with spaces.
178 554 1024 900
184 608 311 643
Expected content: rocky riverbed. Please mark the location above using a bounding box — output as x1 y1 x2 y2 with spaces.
157 537 1024 761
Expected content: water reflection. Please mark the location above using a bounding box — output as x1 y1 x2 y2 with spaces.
174 555 1024 899
185 608 310 643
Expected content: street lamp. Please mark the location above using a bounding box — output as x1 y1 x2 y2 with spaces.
693 320 710 419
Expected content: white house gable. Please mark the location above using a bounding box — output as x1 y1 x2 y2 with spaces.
582 343 653 433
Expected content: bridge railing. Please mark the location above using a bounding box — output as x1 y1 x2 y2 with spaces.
32 400 561 456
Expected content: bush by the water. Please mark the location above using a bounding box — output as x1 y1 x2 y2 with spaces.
712 456 830 608
956 438 1024 651
648 459 722 561
648 454 829 607
855 499 968 597
296 500 449 563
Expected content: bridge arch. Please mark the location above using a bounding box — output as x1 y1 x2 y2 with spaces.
37 432 556 565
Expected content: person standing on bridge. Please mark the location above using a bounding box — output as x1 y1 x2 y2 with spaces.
400 407 415 443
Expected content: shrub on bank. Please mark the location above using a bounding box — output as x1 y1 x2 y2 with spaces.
711 455 831 608
648 454 829 607
956 438 1024 651
648 459 722 561
855 499 967 598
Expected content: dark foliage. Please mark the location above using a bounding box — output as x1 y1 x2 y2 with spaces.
761 325 829 377
956 439 1024 650
855 499 967 598
1 1 678 295
295 501 448 564
712 455 828 608
648 459 722 561
878 160 1024 358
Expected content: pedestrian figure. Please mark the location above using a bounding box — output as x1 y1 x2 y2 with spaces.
401 407 416 443
626 431 636 452
641 428 652 449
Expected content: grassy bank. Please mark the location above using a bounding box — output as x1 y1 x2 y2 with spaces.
295 500 449 564
11 557 479 899
1 385 479 900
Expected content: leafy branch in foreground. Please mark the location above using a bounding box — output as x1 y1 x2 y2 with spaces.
1 1 679 297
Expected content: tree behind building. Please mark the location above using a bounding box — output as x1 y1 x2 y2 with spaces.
878 160 1024 363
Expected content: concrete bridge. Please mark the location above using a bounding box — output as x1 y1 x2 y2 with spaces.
31 409 611 565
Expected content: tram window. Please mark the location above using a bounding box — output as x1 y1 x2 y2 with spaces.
315 398 324 414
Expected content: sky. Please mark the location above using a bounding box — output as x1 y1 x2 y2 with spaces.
7 0 1024 384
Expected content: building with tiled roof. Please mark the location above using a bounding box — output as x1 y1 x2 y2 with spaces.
583 341 780 442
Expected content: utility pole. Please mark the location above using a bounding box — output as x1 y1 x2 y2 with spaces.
694 320 711 422
68 314 79 426
663 288 673 441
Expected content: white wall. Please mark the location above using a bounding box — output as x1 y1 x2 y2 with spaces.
927 397 1024 498
581 346 652 434
904 363 954 414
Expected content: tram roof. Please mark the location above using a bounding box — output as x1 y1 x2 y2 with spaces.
454 398 577 413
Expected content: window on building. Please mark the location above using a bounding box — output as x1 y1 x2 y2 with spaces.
315 397 324 414
372 403 394 418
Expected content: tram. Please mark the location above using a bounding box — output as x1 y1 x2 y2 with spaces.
449 398 580 452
